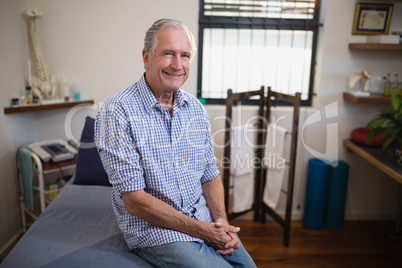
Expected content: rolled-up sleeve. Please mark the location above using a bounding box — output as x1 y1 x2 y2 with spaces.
95 101 145 194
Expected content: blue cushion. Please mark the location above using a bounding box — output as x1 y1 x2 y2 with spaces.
73 116 111 186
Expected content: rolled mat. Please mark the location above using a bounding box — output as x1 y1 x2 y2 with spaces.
303 158 330 230
325 160 349 229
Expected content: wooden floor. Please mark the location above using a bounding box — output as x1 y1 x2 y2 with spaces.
231 220 402 268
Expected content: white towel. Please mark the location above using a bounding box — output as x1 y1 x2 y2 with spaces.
231 172 254 213
230 124 257 213
230 124 256 176
263 124 287 209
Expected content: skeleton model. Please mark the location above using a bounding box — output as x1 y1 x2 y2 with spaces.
26 9 56 99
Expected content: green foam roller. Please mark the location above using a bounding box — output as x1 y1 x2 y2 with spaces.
325 160 349 229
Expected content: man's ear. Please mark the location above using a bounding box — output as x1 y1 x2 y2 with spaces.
142 49 149 70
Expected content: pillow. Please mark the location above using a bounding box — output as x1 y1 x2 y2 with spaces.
73 116 111 186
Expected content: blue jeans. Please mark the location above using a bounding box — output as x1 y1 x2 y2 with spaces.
132 235 256 268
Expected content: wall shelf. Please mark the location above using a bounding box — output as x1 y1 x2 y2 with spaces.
4 100 94 114
343 92 390 104
349 43 402 51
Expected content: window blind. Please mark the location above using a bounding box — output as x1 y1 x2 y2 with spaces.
197 0 321 106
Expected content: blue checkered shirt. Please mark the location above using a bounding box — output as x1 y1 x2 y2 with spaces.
95 74 220 249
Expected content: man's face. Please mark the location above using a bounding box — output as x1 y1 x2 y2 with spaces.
143 27 192 95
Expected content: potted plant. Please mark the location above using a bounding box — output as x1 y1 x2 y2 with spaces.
366 94 402 164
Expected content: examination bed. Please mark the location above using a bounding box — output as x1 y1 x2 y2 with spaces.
2 182 152 267
2 117 152 267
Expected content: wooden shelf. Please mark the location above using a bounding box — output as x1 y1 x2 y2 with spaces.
343 139 402 184
343 92 390 104
4 100 94 114
349 43 402 50
42 155 77 171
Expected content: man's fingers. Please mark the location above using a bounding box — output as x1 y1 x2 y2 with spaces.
216 248 235 256
226 226 240 233
214 218 241 234
224 232 240 249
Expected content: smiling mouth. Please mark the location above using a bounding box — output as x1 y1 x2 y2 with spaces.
163 71 185 77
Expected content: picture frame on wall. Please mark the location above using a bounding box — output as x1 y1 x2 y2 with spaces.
352 3 394 35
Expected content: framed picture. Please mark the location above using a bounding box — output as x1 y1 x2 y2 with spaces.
352 3 394 35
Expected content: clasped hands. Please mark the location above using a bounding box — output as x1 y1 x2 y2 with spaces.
204 218 240 256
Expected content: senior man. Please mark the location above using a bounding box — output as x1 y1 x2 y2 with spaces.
95 18 256 268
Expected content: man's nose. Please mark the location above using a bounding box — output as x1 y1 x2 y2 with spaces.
170 55 183 70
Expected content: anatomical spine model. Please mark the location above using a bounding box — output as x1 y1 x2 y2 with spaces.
26 9 56 99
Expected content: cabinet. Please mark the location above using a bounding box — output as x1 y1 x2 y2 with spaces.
343 139 402 239
17 148 77 230
10 100 91 230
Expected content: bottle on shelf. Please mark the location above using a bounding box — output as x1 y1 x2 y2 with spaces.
47 183 58 201
383 73 391 97
73 83 81 101
61 78 70 102
391 73 399 96
25 86 33 104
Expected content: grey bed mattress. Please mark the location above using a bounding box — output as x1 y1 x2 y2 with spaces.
2 182 152 268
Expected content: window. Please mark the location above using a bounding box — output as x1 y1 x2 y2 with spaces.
197 0 321 105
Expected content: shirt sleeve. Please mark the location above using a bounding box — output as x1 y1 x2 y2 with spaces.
94 100 146 194
200 105 220 184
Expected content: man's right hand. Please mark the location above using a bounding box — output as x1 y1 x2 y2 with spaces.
201 219 241 256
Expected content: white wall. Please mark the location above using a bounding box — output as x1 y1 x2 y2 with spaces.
0 0 199 254
1 0 402 252
0 0 38 253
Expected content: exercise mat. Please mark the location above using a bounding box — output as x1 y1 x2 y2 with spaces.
325 160 349 229
303 158 330 230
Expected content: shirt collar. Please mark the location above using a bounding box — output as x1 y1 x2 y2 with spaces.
138 73 189 113
174 87 189 108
